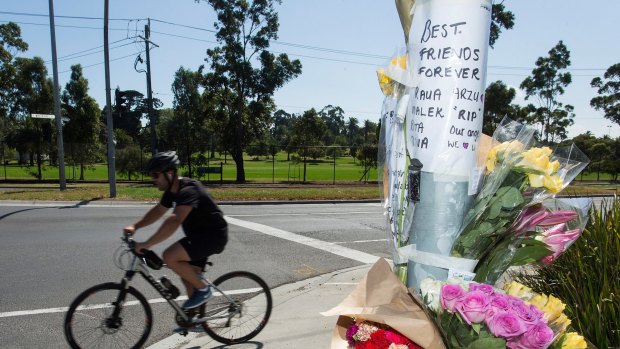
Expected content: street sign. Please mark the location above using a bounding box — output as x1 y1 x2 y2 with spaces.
31 113 55 119
31 114 69 122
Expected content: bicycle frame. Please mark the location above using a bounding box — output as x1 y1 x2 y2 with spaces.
116 249 241 325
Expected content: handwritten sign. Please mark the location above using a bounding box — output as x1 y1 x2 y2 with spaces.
405 0 491 176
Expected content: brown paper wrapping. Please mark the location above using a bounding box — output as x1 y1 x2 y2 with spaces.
322 259 446 349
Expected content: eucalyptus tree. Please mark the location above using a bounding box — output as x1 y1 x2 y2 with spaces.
9 57 53 178
482 81 517 135
288 108 326 181
172 66 206 176
201 0 302 182
520 41 574 144
0 22 28 141
489 2 515 48
590 63 620 126
61 64 101 180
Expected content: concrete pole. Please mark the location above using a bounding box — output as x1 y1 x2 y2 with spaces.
104 0 117 197
48 0 66 190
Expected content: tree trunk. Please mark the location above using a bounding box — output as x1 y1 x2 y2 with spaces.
80 162 84 180
233 115 245 183
36 150 42 180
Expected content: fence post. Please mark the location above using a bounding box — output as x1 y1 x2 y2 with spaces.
333 148 336 185
272 145 275 184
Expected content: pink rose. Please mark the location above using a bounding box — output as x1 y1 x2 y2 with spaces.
486 311 527 338
456 290 489 324
440 284 466 313
507 322 555 349
488 293 512 317
511 300 544 325
469 282 496 296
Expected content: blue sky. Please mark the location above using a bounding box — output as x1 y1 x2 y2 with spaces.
2 0 619 139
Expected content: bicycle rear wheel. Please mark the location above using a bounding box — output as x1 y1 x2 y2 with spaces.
64 282 152 349
200 271 272 344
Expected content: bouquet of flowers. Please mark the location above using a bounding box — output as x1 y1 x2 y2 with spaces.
449 119 589 267
473 198 592 284
346 319 423 349
420 278 588 349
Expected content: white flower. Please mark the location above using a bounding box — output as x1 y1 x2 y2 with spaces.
420 278 442 311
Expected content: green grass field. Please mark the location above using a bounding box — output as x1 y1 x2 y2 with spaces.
0 151 378 183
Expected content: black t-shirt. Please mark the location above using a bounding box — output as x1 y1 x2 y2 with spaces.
160 178 227 240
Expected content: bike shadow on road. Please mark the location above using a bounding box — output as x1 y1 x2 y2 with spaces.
186 340 263 349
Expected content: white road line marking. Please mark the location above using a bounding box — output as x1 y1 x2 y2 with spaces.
331 239 387 244
225 216 379 264
0 288 262 319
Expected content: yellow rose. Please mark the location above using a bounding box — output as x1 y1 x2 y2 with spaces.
543 173 564 193
390 55 408 69
562 332 587 349
377 68 394 96
542 294 566 322
486 141 523 172
527 294 548 310
517 147 554 174
504 281 532 299
551 313 572 332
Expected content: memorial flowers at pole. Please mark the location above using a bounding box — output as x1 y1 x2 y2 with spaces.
419 278 588 349
449 120 589 275
472 198 591 284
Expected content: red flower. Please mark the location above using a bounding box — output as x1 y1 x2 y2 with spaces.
370 329 391 348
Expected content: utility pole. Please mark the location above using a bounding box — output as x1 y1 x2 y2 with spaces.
103 0 116 197
48 0 66 191
144 19 157 155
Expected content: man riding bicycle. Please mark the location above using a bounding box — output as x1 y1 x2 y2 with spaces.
123 151 228 310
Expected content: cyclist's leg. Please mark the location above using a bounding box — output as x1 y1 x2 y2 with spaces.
181 263 204 297
162 242 207 290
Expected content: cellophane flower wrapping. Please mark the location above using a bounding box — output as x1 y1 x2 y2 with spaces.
377 50 414 283
419 278 589 349
322 258 446 349
472 197 592 284
449 118 589 268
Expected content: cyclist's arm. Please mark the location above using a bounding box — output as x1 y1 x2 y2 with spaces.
129 203 168 232
141 204 192 248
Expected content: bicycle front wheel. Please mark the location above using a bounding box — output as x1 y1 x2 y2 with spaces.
64 282 153 349
200 271 272 344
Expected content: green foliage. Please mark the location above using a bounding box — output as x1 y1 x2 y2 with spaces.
512 198 620 349
202 0 302 182
482 81 517 135
489 3 515 49
520 41 574 144
116 145 144 181
590 63 620 126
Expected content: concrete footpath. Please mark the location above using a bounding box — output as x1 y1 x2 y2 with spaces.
147 263 373 349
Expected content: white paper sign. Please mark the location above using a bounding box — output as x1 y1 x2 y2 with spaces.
406 0 491 176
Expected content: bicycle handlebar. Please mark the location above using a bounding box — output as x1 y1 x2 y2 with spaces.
121 234 163 270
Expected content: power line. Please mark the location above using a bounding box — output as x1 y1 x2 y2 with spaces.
0 20 128 31
47 37 137 63
0 10 142 21
59 51 144 74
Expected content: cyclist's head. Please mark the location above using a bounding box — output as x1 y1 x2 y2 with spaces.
144 151 180 177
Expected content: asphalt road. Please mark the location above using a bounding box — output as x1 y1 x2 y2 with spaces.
0 202 389 348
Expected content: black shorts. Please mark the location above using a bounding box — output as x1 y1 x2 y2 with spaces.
178 229 227 268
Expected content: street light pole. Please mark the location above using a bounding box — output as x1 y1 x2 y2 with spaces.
145 19 157 156
48 0 66 190
103 0 117 197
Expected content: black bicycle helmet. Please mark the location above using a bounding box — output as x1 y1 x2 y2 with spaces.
144 151 180 173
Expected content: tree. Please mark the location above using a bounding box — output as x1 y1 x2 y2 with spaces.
0 22 28 140
61 64 101 180
172 67 207 177
520 41 574 144
116 144 143 181
490 2 515 48
288 108 326 182
319 105 345 145
10 56 54 178
482 81 516 135
346 117 362 162
202 0 302 182
590 63 620 126
112 88 144 141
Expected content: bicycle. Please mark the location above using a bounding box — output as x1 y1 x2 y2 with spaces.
63 234 273 349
